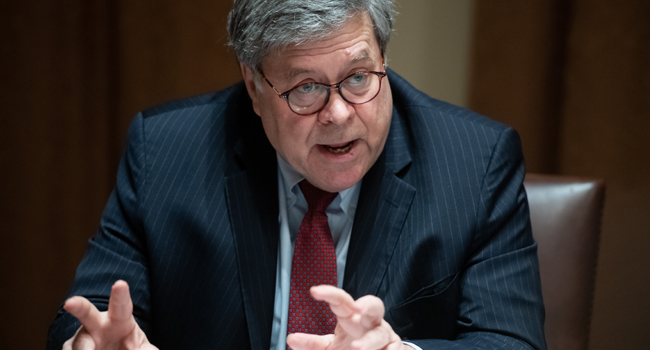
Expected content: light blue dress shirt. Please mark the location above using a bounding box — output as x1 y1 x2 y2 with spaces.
270 155 420 350
270 155 360 350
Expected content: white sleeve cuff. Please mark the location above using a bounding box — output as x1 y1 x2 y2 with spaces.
402 341 423 350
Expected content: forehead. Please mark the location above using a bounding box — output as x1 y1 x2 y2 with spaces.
262 13 380 81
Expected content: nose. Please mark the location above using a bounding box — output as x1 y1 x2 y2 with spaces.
317 88 353 125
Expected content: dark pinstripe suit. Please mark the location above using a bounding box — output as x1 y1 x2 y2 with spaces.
47 70 546 350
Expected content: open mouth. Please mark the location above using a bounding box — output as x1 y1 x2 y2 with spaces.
322 141 354 155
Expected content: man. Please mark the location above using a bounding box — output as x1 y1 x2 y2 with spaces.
48 1 546 349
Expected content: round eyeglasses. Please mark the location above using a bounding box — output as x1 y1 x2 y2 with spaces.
262 71 387 116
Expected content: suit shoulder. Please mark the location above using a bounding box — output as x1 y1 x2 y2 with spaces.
140 81 248 120
388 69 508 134
124 81 253 167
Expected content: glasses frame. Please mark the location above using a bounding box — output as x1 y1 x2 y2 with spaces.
262 70 387 116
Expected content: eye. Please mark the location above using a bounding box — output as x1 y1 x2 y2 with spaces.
298 84 316 93
346 73 369 87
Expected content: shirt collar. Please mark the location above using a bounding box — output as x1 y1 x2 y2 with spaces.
276 154 361 219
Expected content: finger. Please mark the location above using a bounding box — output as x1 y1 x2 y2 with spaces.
62 327 77 350
286 333 333 350
63 338 71 350
139 343 161 350
310 285 357 318
311 286 370 338
350 320 396 350
108 280 133 323
64 296 103 333
69 327 97 350
355 295 385 329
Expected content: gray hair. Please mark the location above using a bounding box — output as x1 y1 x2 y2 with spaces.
227 0 395 75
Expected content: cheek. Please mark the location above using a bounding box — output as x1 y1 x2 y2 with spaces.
376 89 393 139
365 102 392 146
260 107 312 159
258 103 285 152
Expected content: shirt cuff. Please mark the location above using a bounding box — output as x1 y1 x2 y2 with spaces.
402 341 423 350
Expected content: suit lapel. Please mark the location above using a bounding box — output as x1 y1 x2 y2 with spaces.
343 105 415 299
225 104 279 350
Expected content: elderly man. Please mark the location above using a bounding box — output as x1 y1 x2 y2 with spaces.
48 1 546 349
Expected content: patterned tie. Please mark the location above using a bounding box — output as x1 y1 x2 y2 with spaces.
287 180 338 345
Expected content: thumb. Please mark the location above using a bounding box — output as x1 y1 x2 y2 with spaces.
286 333 333 350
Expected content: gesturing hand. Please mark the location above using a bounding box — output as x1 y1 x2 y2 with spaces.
63 280 157 350
286 286 410 350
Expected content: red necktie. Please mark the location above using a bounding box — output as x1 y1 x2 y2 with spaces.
287 180 338 343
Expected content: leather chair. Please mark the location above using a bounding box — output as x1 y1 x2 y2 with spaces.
523 174 605 350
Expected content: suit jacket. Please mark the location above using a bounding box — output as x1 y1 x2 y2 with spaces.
48 70 546 350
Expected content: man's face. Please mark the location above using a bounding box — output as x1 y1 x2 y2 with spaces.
241 13 393 193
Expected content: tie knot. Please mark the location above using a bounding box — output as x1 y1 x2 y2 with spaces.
299 180 338 213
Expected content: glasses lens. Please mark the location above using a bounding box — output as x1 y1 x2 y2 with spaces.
287 83 328 115
285 72 383 115
340 73 381 103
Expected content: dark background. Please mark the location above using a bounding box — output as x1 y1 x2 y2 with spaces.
1 1 648 349
469 3 650 349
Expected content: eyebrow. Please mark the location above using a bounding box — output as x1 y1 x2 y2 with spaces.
285 68 314 81
351 50 373 64
284 50 376 81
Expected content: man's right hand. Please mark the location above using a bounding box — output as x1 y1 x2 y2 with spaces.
63 280 157 350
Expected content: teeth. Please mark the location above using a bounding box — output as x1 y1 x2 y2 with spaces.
324 141 353 154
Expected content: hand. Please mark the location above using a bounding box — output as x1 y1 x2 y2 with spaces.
286 285 410 350
63 280 157 350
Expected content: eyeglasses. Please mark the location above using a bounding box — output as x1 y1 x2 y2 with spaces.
262 71 387 116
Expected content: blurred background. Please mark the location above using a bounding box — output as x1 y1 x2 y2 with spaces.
1 0 648 349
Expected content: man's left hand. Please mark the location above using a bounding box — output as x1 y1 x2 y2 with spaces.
286 285 411 350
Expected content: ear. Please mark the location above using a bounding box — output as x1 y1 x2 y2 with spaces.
240 63 262 116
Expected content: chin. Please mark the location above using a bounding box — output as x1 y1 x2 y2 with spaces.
311 169 365 193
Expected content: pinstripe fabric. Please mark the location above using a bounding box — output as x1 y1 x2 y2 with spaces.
47 70 545 350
